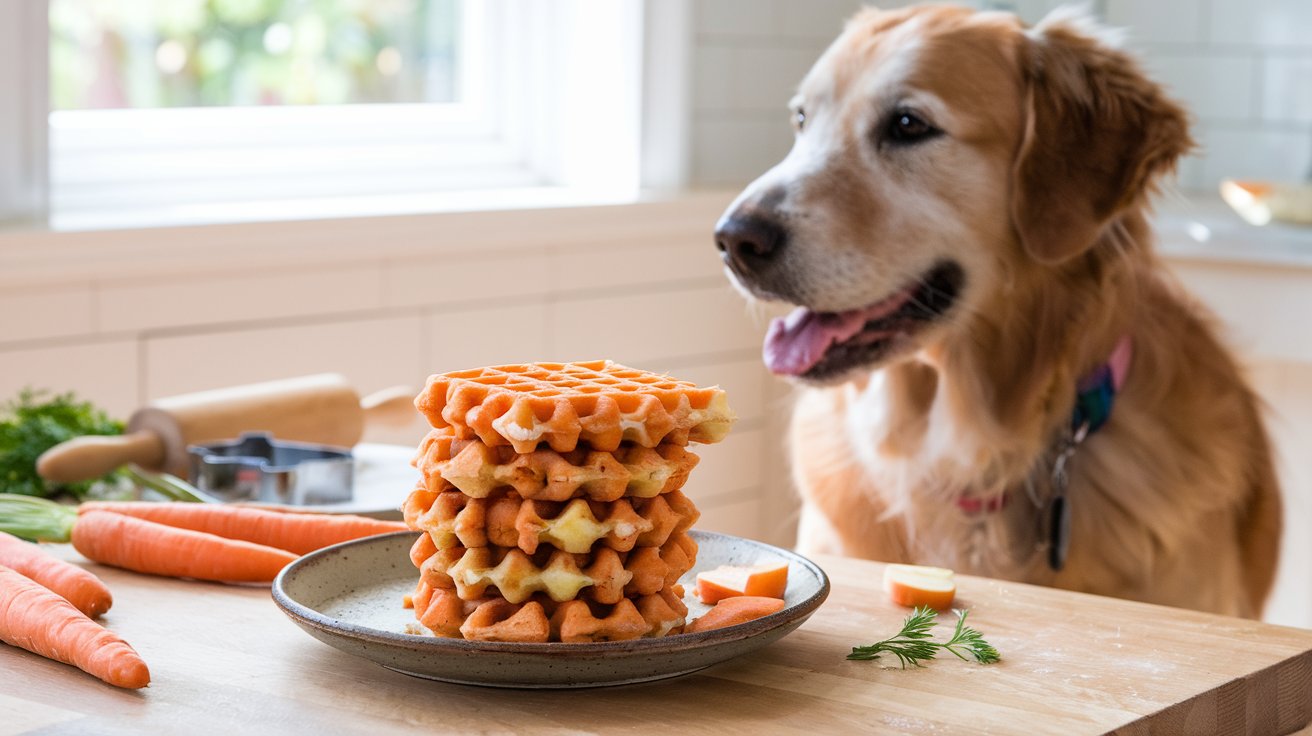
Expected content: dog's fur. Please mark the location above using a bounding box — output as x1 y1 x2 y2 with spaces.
717 5 1281 617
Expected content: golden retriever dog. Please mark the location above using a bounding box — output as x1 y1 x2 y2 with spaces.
714 5 1281 618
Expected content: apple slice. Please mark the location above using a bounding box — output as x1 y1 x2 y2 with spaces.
883 564 956 609
695 561 789 604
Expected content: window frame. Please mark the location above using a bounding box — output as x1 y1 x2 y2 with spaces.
0 0 49 223
0 0 670 231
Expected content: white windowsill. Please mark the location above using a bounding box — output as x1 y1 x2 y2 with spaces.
0 188 736 290
44 186 636 233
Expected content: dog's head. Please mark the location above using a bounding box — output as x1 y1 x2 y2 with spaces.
716 5 1191 385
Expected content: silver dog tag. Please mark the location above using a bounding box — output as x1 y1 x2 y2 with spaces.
1047 423 1087 572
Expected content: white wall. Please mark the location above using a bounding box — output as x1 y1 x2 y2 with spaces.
688 0 1312 191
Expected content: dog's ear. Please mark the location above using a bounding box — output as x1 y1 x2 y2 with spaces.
1011 10 1194 264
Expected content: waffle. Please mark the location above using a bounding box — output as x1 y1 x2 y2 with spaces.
413 429 700 501
415 361 735 453
411 580 689 642
409 532 697 604
404 486 699 554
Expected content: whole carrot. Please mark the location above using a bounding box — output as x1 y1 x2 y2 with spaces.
0 565 149 689
72 511 296 584
0 531 112 618
78 502 407 555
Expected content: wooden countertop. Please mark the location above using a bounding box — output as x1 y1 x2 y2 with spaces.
3 548 1311 735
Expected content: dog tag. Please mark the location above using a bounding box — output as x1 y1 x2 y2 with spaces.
1048 495 1071 571
1045 424 1083 572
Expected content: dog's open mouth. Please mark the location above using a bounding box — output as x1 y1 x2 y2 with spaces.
763 261 964 380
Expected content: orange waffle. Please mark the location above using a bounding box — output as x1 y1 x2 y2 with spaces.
409 532 697 605
413 429 700 501
411 581 689 642
414 361 735 453
404 486 700 554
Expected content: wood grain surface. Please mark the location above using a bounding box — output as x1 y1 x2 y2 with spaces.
2 548 1310 735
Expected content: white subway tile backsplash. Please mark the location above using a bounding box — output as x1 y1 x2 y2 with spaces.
1173 152 1207 192
0 286 94 344
1210 0 1312 48
693 45 737 113
1196 124 1312 188
695 42 819 114
772 0 862 39
426 302 548 371
1262 57 1312 124
1146 54 1258 121
549 284 762 366
728 45 820 111
696 494 764 539
687 426 764 498
691 0 1312 191
692 117 792 186
696 0 774 37
99 266 384 333
1105 0 1206 46
0 340 139 417
990 0 1070 25
144 315 423 400
553 236 722 293
385 252 551 309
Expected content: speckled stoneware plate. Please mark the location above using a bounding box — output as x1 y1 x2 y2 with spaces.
272 530 829 689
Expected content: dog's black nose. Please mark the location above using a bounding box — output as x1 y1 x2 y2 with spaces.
715 214 786 275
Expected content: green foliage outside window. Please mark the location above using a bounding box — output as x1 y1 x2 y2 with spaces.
50 0 461 110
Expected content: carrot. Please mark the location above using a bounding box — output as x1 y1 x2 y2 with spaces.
0 531 112 618
72 511 296 584
0 564 149 689
78 501 407 555
687 596 786 634
695 562 789 604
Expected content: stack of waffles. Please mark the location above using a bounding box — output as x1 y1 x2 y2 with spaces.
402 361 735 643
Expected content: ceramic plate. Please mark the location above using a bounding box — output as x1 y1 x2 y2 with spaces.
272 530 830 688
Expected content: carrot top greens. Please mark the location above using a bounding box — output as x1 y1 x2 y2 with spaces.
0 389 123 499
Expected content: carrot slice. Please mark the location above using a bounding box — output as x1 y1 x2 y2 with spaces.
79 501 406 555
695 562 789 604
688 596 786 633
72 510 296 584
0 564 149 689
0 531 112 618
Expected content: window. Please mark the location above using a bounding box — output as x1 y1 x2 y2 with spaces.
1 0 660 230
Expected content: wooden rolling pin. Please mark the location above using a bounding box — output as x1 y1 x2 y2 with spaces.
37 374 415 483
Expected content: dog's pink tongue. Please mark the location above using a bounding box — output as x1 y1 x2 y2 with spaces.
764 307 872 376
763 285 918 376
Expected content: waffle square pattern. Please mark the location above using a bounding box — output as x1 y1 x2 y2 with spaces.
415 361 735 453
413 428 700 501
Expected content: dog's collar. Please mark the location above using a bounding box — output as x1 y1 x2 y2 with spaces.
1071 335 1133 435
957 335 1134 515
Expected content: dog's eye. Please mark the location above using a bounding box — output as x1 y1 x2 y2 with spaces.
886 111 938 145
793 108 806 131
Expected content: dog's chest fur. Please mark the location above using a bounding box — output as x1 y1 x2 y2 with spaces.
805 357 1056 581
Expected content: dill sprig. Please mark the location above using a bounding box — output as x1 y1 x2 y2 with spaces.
847 606 940 667
940 608 1001 664
847 606 1000 667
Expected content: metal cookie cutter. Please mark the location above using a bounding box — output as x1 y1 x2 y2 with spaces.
187 432 354 506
